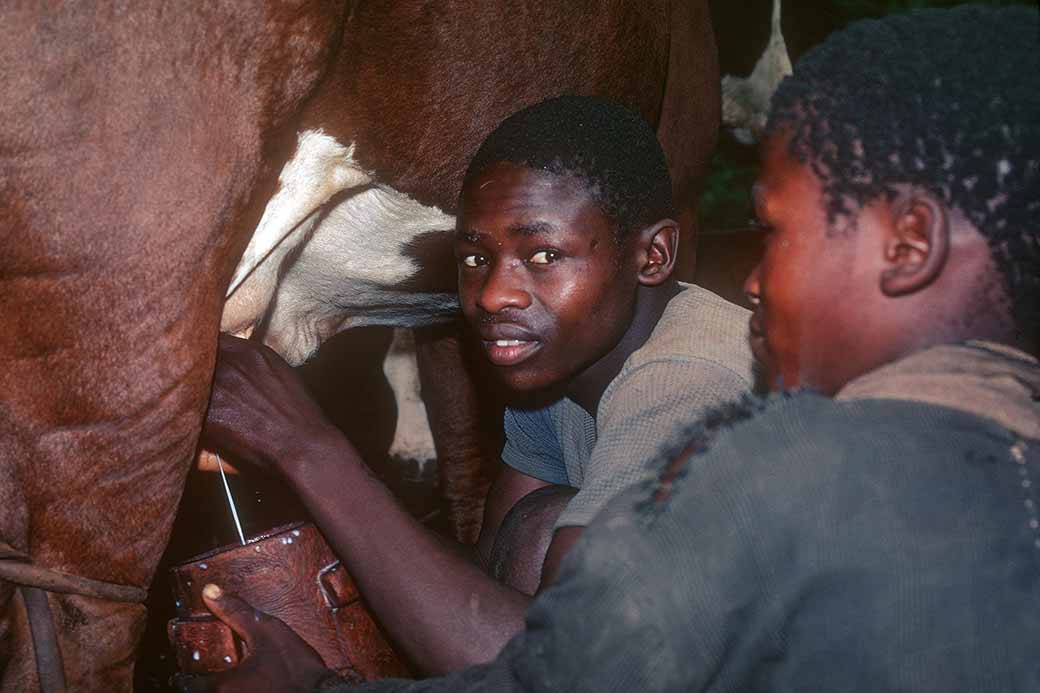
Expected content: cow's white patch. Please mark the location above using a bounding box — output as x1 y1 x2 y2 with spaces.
227 130 373 298
221 131 458 365
253 181 458 364
383 328 437 468
221 130 373 341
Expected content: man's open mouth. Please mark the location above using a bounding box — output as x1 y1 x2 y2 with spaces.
482 339 542 367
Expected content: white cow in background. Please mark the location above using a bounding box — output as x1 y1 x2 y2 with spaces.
721 0 791 144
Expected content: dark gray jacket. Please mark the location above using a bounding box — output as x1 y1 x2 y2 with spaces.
335 390 1040 692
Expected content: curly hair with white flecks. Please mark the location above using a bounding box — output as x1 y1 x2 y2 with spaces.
766 5 1040 345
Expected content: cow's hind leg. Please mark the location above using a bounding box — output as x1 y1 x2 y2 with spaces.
415 326 500 546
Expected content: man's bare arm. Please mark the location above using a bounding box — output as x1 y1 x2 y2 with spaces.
203 335 572 675
285 434 530 674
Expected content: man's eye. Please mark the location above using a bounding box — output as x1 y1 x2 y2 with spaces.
529 249 560 265
461 254 485 268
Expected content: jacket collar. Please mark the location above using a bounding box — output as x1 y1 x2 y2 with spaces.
837 341 1040 441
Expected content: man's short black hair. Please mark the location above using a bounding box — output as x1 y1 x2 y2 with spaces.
765 5 1039 342
463 95 675 239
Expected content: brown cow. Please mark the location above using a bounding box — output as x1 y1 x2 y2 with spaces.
0 2 718 690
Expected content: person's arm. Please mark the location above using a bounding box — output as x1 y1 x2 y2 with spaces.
291 433 577 673
286 433 531 674
202 335 559 674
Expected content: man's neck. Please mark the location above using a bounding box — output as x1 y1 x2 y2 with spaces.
567 280 681 415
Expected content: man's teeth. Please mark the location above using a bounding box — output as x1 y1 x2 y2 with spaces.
494 340 527 347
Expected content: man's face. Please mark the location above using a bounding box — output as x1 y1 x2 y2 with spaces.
455 162 638 393
745 134 895 395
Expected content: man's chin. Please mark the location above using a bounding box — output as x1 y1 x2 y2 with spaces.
491 369 569 409
750 359 774 394
750 335 779 393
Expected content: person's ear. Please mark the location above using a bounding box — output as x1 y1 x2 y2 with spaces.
636 219 680 287
880 192 950 297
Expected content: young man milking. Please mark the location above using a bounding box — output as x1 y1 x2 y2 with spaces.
195 96 753 682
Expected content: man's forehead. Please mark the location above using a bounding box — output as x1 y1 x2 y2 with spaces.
460 167 602 223
455 220 559 242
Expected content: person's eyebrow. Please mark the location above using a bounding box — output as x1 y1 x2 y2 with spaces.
455 220 558 243
507 220 557 237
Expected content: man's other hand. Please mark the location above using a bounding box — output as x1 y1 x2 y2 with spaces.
202 334 340 476
175 583 333 693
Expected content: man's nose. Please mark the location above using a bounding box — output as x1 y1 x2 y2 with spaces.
743 262 762 307
477 261 532 314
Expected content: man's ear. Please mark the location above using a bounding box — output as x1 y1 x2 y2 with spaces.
880 192 950 297
636 219 680 287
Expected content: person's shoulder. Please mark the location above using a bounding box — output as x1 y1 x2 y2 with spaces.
622 282 755 384
596 365 1015 519
585 389 1003 553
669 282 751 326
633 390 1016 521
670 390 983 468
672 281 751 316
